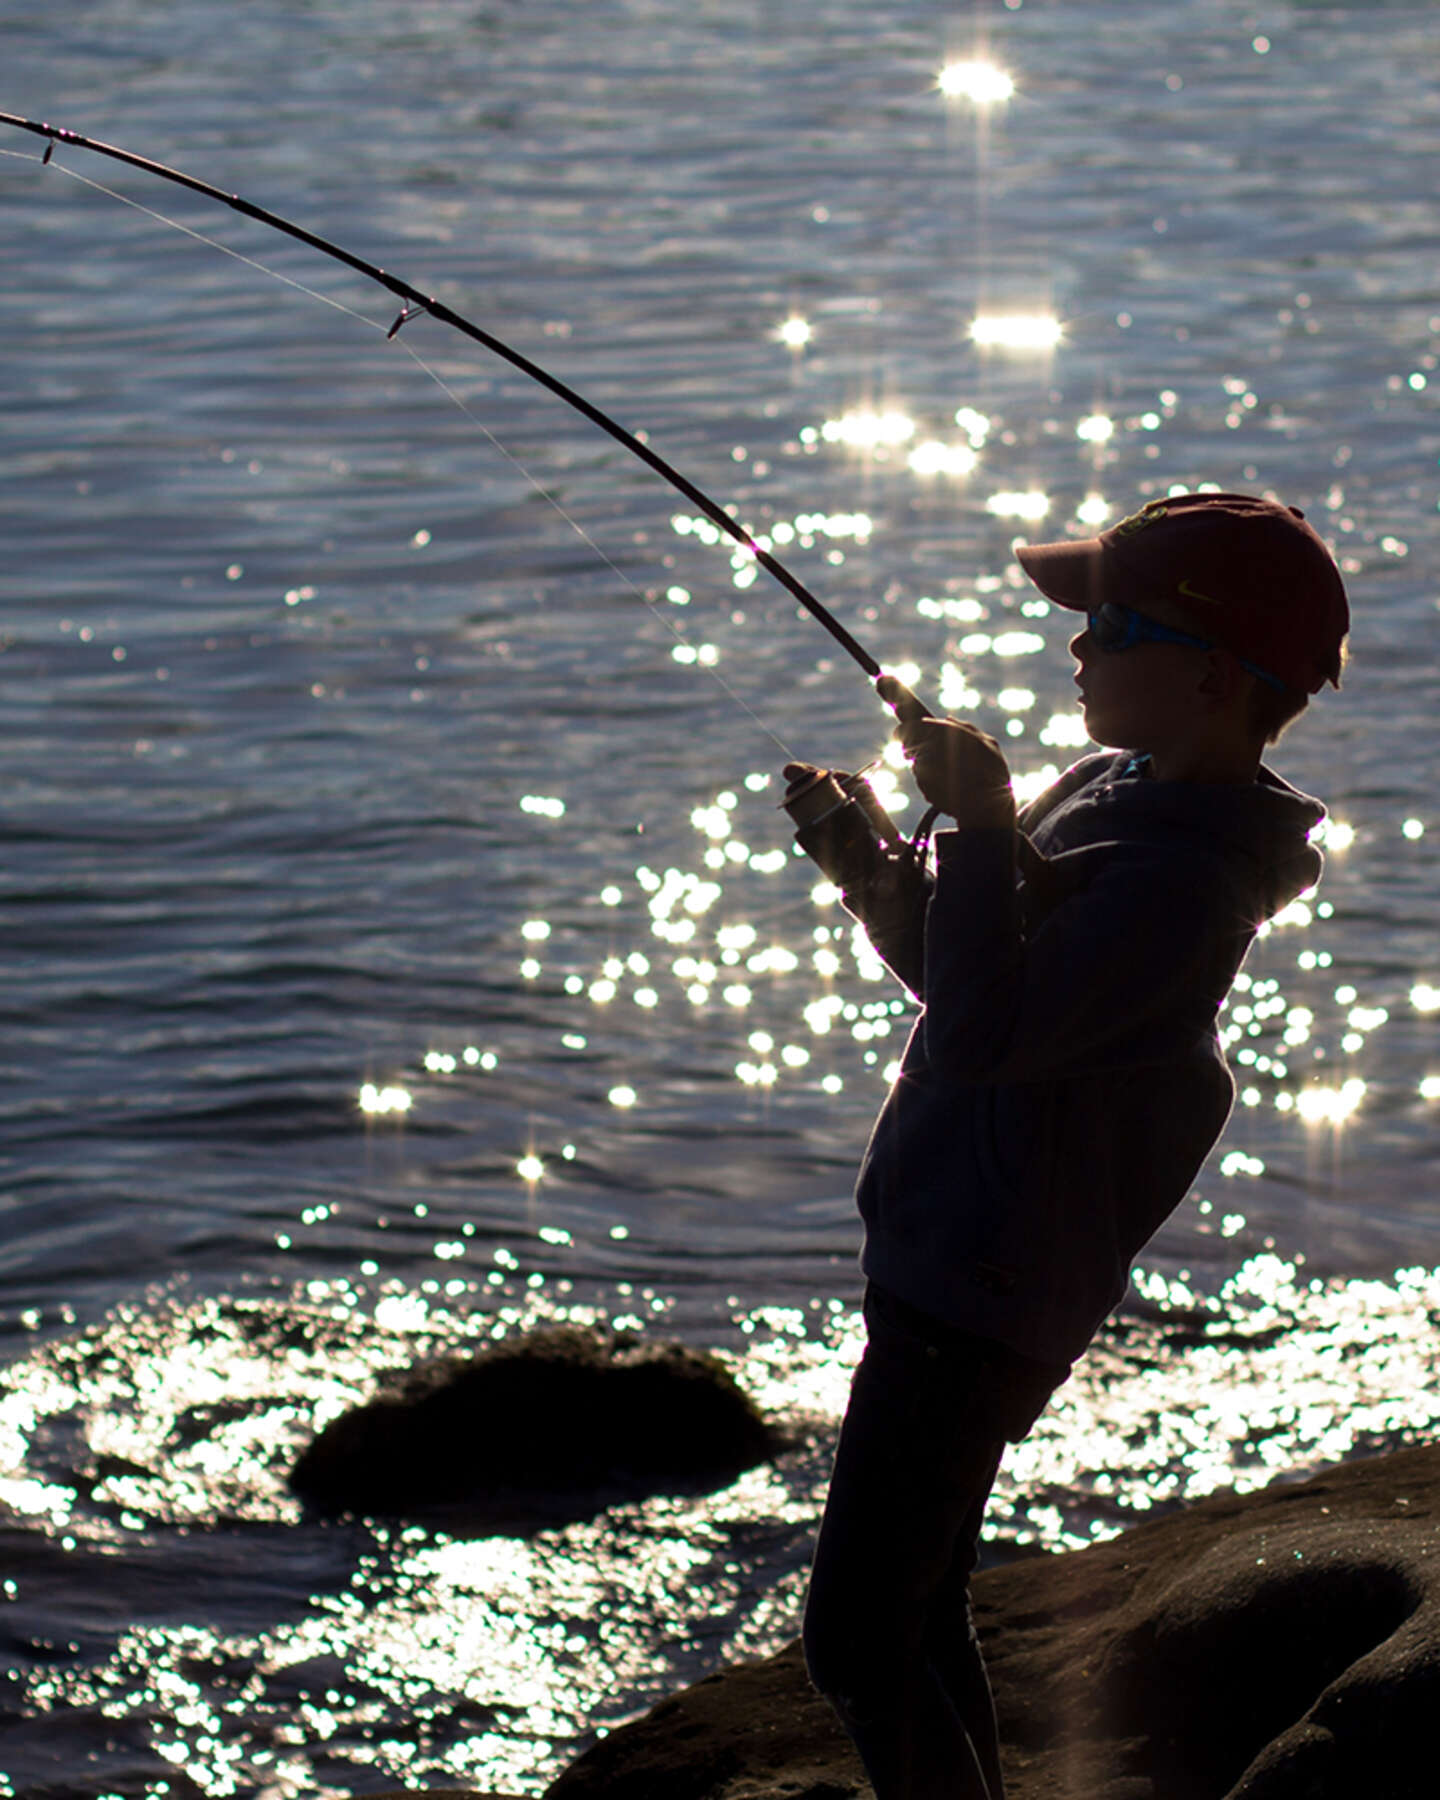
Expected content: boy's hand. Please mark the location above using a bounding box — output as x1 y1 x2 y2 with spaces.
892 714 1016 829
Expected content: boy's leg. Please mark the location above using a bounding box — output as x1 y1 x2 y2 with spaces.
802 1294 1011 1800
926 1490 1005 1800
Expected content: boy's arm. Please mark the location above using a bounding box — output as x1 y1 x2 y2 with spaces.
782 698 1023 998
782 763 931 997
838 852 931 999
919 829 1251 1080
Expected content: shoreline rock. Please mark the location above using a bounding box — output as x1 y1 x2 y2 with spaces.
291 1325 787 1529
544 1442 1440 1799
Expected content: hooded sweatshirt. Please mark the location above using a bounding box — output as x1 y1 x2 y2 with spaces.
851 752 1325 1367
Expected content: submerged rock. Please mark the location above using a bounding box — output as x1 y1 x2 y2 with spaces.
290 1325 784 1526
545 1443 1440 1798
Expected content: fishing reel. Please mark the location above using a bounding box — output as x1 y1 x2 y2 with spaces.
781 763 938 929
781 672 942 902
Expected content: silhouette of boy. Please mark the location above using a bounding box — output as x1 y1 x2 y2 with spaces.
785 494 1349 1800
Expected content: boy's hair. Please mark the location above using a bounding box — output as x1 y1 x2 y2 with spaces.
1250 636 1348 744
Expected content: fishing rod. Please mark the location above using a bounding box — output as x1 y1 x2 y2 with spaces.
1 112 898 692
3 113 1039 884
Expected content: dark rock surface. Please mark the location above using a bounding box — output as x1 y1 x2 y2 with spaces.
366 1791 524 1800
291 1325 786 1526
365 1791 524 1800
544 1443 1440 1798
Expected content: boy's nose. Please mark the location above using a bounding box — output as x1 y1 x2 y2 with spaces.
1069 627 1091 660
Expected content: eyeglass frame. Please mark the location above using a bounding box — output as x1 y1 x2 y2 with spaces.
1084 602 1289 693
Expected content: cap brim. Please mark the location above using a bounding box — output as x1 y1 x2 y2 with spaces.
1015 538 1111 612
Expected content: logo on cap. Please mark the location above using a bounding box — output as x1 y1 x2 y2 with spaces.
1176 578 1222 607
1111 502 1168 540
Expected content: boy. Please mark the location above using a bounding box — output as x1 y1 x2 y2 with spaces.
784 492 1349 1800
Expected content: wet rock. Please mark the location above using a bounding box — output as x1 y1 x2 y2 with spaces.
290 1325 784 1526
545 1443 1440 1798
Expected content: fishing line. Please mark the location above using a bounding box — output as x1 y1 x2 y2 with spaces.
391 340 803 762
1 137 802 759
0 144 379 331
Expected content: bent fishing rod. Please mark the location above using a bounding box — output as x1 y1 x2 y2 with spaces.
2 113 1050 879
1 112 912 699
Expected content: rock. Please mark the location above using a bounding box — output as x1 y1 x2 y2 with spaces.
363 1791 522 1800
290 1325 785 1526
545 1443 1440 1798
547 1639 862 1800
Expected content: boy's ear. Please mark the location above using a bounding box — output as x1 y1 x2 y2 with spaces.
1198 647 1250 702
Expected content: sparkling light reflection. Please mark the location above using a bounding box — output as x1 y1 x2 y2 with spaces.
954 406 992 446
1076 493 1112 526
970 314 1063 351
10 1262 1440 1787
820 409 915 450
1295 1079 1366 1126
360 1083 413 1116
985 490 1050 521
908 440 979 477
671 506 872 591
937 60 1015 104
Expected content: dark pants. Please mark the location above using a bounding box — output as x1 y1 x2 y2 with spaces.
803 1286 1066 1800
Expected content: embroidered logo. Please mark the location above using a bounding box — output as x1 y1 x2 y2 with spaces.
1111 502 1168 539
1177 578 1223 607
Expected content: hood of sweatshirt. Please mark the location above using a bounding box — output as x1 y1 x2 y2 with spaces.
1023 752 1325 924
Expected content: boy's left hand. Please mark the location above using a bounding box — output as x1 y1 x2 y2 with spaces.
892 713 1016 829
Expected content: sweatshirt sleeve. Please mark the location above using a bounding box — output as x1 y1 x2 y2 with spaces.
917 825 1250 1082
839 858 933 1000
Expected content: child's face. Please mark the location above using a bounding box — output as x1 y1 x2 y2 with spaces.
1067 607 1218 754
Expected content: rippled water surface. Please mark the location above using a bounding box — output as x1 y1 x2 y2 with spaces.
5 1 1440 1793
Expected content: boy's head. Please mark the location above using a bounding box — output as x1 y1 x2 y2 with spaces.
1016 493 1349 765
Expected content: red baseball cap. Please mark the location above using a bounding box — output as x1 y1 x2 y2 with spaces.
1015 492 1349 693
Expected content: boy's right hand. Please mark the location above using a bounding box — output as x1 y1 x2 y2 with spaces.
892 714 1016 830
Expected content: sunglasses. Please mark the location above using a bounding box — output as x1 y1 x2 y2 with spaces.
1084 603 1288 692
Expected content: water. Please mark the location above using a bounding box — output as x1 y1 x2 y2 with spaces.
4 1 1440 1792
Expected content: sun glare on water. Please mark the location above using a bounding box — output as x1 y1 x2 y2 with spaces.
820 409 916 450
971 314 1064 351
359 1083 412 1116
938 60 1015 104
908 440 979 478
